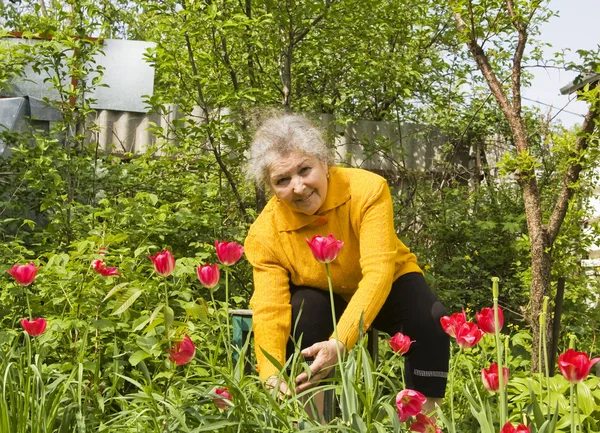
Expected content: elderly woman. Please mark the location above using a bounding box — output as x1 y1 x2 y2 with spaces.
244 114 449 411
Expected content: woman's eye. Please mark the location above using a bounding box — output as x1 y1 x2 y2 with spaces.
300 167 311 174
276 177 289 186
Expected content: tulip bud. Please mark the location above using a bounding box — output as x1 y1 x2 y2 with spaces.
7 263 40 286
148 249 176 277
306 234 344 264
20 318 47 336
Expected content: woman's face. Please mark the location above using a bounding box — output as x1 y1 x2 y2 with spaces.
268 152 329 215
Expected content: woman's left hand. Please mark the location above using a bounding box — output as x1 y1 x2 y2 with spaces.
294 339 345 393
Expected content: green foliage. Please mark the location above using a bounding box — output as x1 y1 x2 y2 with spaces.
1 0 600 431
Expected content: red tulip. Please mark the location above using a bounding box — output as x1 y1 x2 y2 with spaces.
390 332 414 355
214 241 244 266
396 389 427 422
557 348 600 383
439 310 466 338
409 413 443 433
98 266 120 277
7 263 40 286
476 307 504 334
92 259 120 277
213 386 232 409
306 234 344 264
20 318 47 336
481 362 509 392
148 249 176 277
168 335 196 365
455 322 484 349
197 264 220 289
500 422 530 433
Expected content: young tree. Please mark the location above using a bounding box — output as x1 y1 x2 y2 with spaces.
450 0 600 369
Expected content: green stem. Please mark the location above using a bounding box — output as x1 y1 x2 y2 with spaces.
223 267 232 363
325 263 348 418
163 281 170 345
449 348 462 433
25 287 33 321
542 297 551 415
492 277 507 426
397 353 405 389
466 363 484 408
570 382 575 433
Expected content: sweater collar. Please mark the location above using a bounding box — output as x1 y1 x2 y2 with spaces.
275 166 350 232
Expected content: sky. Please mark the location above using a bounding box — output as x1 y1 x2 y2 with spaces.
524 0 600 128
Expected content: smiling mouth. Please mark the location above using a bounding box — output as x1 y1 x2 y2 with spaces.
298 191 314 202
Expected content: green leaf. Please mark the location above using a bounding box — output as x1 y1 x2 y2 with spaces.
184 301 208 321
111 288 143 315
103 282 130 302
129 350 151 366
90 319 115 330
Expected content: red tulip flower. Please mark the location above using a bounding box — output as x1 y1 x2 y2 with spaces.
7 263 40 286
197 264 220 289
396 389 427 422
455 322 484 349
557 348 600 383
148 249 176 277
213 386 232 409
98 266 120 277
92 259 120 277
481 362 509 392
390 332 414 355
168 335 196 365
306 234 344 264
409 414 443 433
20 318 47 336
476 307 504 334
214 241 244 266
439 310 466 338
500 422 530 433
92 259 104 271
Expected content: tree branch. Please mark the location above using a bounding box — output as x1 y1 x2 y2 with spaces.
292 0 335 46
546 95 600 244
454 12 515 124
184 32 250 220
505 0 531 116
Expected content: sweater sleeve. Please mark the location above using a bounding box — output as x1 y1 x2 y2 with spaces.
245 232 292 379
334 179 398 349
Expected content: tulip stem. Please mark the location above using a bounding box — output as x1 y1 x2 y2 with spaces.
224 267 232 363
164 281 170 345
570 382 575 433
396 352 405 389
325 263 348 419
25 286 33 321
449 348 462 433
492 277 506 426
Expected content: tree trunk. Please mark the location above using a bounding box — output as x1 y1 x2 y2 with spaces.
528 238 552 372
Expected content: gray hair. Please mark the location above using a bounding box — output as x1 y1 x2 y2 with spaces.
247 114 333 188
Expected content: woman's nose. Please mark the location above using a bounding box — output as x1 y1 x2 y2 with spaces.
292 177 305 194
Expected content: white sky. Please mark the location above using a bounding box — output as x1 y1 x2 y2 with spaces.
524 0 600 128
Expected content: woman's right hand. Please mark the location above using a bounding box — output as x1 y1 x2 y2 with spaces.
264 375 292 399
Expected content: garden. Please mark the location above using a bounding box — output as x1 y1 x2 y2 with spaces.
1 0 600 432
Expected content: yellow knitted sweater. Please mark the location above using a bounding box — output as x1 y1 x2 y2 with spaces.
245 166 422 378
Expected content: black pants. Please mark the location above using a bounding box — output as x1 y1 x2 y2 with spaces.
286 272 449 397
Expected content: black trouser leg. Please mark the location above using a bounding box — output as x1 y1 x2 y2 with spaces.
285 273 449 397
372 272 449 397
